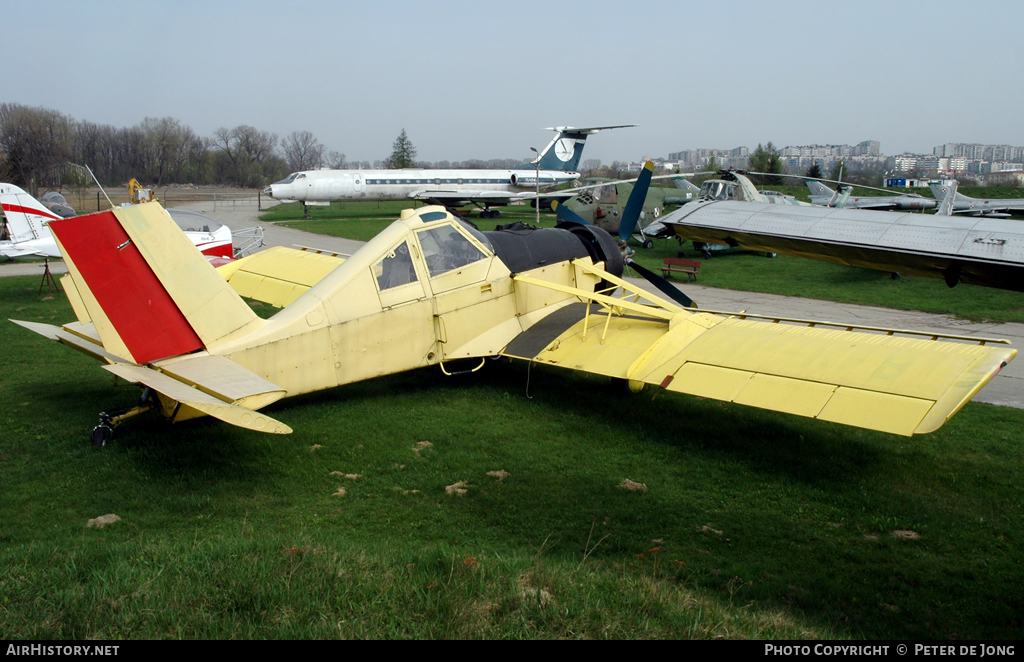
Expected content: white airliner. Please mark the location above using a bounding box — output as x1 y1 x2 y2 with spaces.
263 126 633 218
0 183 236 260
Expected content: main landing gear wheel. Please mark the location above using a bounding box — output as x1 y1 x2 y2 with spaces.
642 239 654 249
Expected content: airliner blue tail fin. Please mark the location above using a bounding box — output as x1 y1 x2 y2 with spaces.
530 125 635 172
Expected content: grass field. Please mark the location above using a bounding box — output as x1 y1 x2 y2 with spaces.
2 219 1023 638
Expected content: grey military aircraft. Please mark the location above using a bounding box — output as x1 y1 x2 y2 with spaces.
928 180 1024 217
657 171 1024 292
561 176 697 248
806 180 936 211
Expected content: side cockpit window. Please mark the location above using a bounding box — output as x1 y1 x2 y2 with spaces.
373 241 418 290
416 226 487 278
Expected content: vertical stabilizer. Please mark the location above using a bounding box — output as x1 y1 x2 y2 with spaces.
530 125 635 172
935 180 959 216
0 183 59 243
805 180 836 202
672 177 700 192
48 203 262 364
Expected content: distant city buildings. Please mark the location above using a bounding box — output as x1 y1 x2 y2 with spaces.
928 143 1024 175
652 140 1023 182
662 141 882 173
666 146 749 170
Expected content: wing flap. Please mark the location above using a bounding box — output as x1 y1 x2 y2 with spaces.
818 389 934 436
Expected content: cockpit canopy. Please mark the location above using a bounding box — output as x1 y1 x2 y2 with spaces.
166 209 224 234
40 191 68 205
699 180 737 202
273 173 307 186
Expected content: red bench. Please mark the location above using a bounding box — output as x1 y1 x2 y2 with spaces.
661 258 701 282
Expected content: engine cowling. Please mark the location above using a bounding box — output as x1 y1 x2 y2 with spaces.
509 172 539 187
482 223 623 282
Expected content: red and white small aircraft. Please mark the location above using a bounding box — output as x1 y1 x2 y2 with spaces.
1 183 234 260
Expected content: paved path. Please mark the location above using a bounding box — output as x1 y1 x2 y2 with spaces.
5 202 1019 409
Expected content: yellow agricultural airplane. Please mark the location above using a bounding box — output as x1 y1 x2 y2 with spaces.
10 163 1016 445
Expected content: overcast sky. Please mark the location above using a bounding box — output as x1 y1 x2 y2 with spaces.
7 0 1023 165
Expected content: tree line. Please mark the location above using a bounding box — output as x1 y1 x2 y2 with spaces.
0 105 535 196
0 103 299 194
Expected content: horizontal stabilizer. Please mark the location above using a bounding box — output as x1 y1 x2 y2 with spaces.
103 362 291 434
217 246 345 307
156 354 287 411
10 320 123 364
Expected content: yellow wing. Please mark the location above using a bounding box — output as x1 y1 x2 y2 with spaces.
217 246 346 308
506 261 1015 436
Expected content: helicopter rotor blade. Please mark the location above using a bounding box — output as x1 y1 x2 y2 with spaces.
618 161 654 243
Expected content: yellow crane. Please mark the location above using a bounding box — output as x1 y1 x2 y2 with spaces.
127 178 157 205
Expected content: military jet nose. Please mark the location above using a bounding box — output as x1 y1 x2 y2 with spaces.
263 185 274 197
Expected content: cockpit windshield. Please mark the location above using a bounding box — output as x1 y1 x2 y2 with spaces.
166 209 224 234
699 181 735 201
274 173 304 185
417 224 489 278
456 220 492 253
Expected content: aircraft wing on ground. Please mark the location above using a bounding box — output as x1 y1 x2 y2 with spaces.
217 246 346 308
659 199 1024 292
503 264 1014 436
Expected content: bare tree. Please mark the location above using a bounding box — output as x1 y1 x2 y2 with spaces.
139 117 200 186
212 125 280 187
282 130 325 172
0 103 74 194
325 150 346 169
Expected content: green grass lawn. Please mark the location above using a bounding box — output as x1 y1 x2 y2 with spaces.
2 264 1023 638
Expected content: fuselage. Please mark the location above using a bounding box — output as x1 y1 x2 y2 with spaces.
264 168 580 204
948 195 1024 216
808 194 937 211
